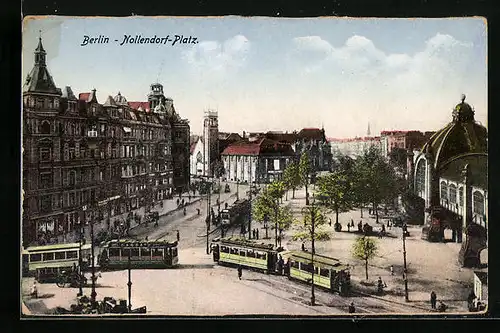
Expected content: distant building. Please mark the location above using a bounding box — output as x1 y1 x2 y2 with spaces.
473 271 488 303
241 128 332 173
218 132 243 155
328 136 382 159
189 135 204 177
380 130 435 159
221 138 295 184
202 109 219 177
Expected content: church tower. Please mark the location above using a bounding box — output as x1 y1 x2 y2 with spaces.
203 109 219 177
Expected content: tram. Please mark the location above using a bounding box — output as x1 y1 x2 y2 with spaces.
98 239 179 270
282 251 351 295
22 243 92 282
210 237 283 274
211 237 351 296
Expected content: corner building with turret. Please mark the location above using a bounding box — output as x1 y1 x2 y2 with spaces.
22 37 190 247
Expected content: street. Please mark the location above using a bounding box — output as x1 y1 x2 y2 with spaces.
22 184 480 315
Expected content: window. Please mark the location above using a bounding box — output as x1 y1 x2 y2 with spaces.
221 246 229 253
30 254 42 262
40 121 51 134
109 248 120 257
141 248 151 258
172 248 178 257
239 250 246 257
415 160 426 195
301 262 314 273
39 148 51 161
152 248 163 257
69 171 76 186
449 184 457 204
440 182 448 201
130 248 140 257
42 253 55 261
230 248 238 255
320 268 330 277
473 191 485 215
66 251 77 259
40 172 52 189
40 195 52 212
55 252 66 260
291 261 299 269
247 250 255 258
459 187 464 206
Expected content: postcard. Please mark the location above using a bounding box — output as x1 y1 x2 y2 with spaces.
21 16 488 317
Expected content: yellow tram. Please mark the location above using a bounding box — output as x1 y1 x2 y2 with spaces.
22 243 92 282
211 237 283 273
282 250 351 295
98 239 179 270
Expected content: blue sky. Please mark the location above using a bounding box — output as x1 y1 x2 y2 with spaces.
23 16 487 138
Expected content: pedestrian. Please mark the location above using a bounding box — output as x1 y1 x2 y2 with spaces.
348 302 355 313
351 220 355 228
145 236 148 241
176 230 180 242
237 265 242 280
252 229 256 239
347 223 350 232
301 242 306 251
197 208 200 215
183 207 186 216
256 228 259 240
30 281 38 298
176 198 180 206
430 291 437 309
377 276 386 294
437 301 447 312
390 265 394 276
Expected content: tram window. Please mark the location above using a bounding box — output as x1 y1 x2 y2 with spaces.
42 252 55 261
320 268 330 277
55 252 66 260
256 252 265 260
172 248 178 257
302 263 314 273
152 248 163 257
122 249 131 257
141 248 151 257
130 248 140 257
221 246 229 253
239 250 246 257
247 250 255 258
108 248 120 257
230 248 238 255
291 261 299 269
30 254 41 262
66 251 78 259
314 267 319 274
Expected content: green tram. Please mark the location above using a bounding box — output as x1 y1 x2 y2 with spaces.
282 250 351 295
98 239 179 270
210 237 283 274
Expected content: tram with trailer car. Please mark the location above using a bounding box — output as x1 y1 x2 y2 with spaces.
210 237 284 274
22 243 92 282
220 199 250 226
98 239 178 270
282 250 351 295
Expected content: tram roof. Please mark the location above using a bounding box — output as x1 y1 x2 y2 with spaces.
282 250 348 270
24 242 91 252
103 239 178 248
218 237 276 251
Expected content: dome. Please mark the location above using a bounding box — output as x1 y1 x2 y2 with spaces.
421 95 487 170
114 91 128 105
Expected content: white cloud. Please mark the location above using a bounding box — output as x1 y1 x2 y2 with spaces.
182 34 250 79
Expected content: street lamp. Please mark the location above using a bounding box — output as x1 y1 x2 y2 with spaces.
236 178 240 200
116 218 133 312
205 178 212 255
402 223 409 302
310 194 317 306
77 218 84 297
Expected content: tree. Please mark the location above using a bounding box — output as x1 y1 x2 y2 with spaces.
275 205 294 247
252 180 286 246
299 152 312 205
316 165 355 225
292 196 330 305
283 161 301 200
354 147 400 223
352 236 378 280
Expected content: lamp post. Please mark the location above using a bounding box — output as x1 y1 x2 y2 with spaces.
274 198 279 248
77 218 84 297
90 207 97 308
206 178 212 255
402 223 409 302
236 178 239 200
127 249 132 312
310 194 316 306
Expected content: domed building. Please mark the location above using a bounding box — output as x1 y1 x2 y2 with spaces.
410 95 487 267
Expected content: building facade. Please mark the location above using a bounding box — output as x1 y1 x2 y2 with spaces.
22 38 190 246
380 130 435 159
409 95 487 267
221 138 295 184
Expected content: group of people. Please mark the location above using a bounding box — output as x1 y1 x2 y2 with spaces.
251 228 260 240
430 291 448 312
